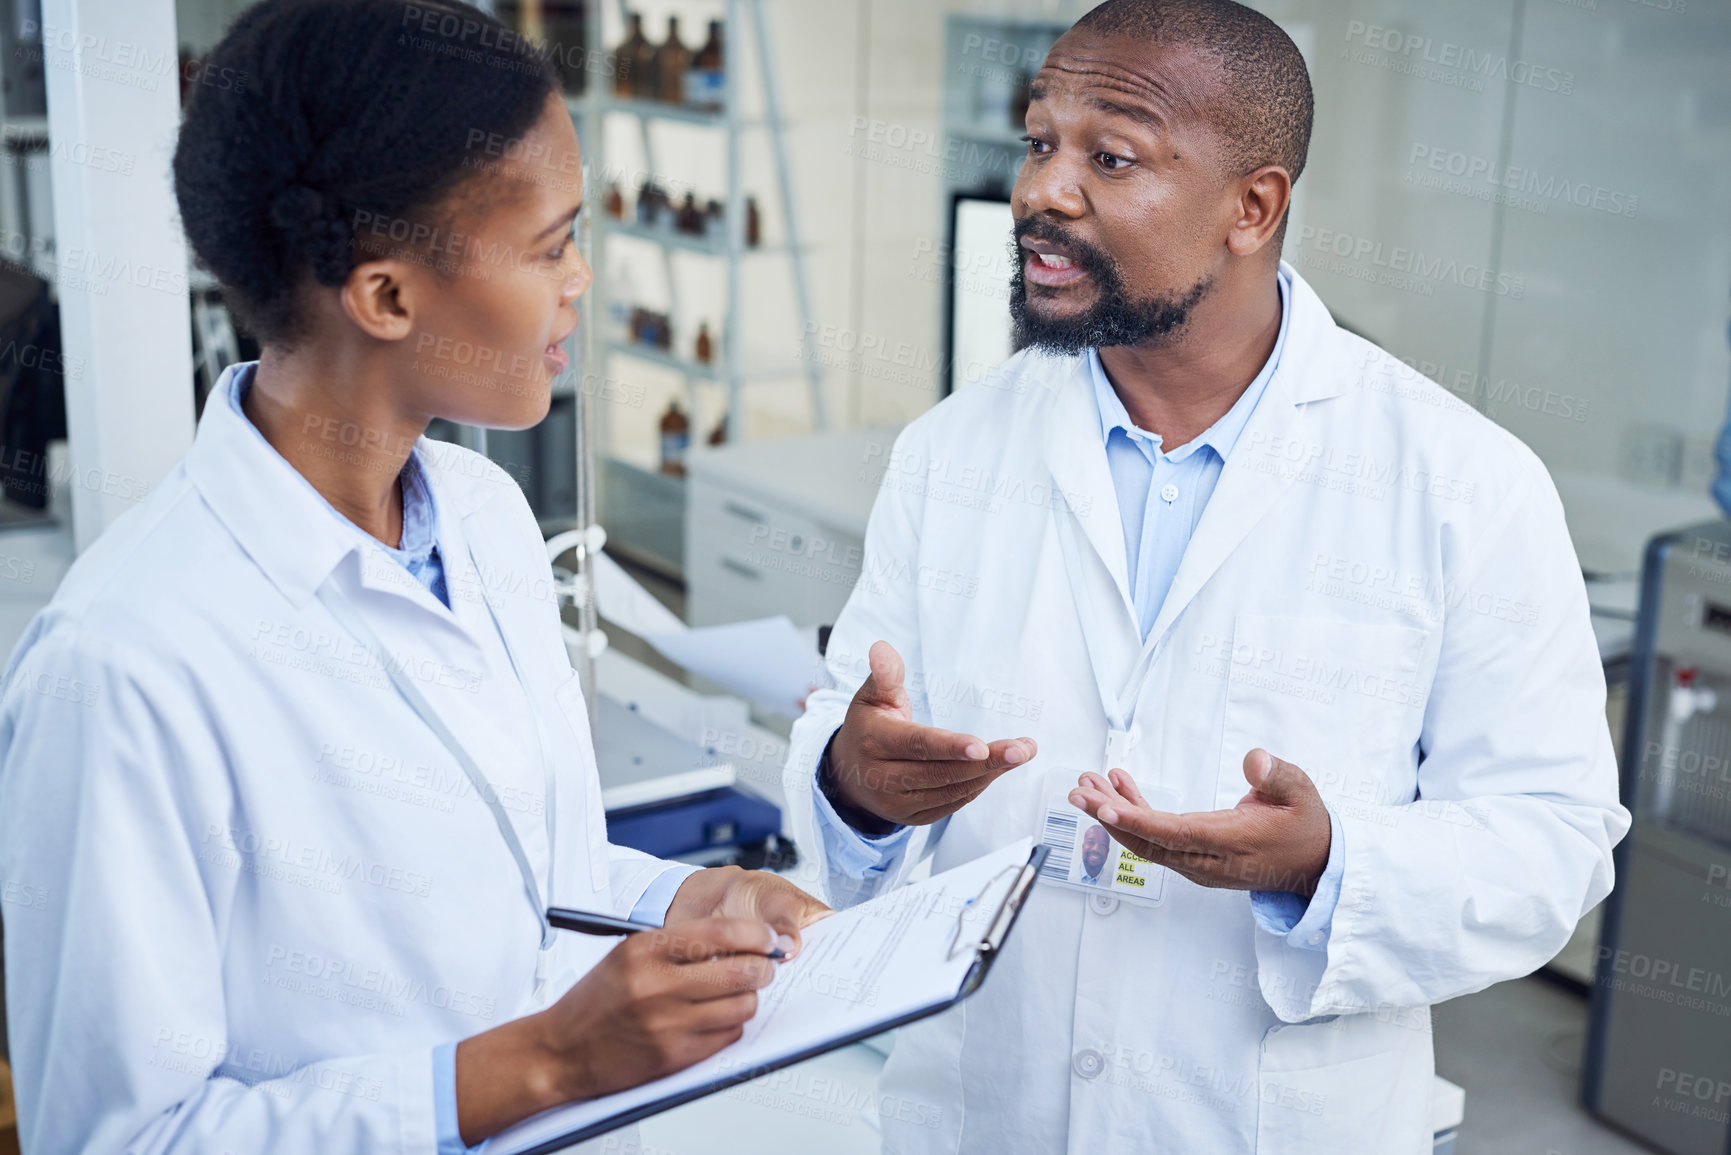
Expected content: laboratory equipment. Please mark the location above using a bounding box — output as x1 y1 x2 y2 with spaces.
1584 517 1731 1155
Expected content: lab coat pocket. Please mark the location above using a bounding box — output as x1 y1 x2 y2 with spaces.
553 672 611 898
1215 615 1427 810
1254 1018 1430 1155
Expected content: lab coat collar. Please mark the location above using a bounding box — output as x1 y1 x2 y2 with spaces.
187 362 507 613
1041 264 1345 647
186 363 365 609
1142 263 1341 644
1088 266 1293 464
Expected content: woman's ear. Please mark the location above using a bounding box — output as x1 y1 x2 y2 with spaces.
338 259 419 342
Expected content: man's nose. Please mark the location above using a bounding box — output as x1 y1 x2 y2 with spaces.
1016 154 1087 219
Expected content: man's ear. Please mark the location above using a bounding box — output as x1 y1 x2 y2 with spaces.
338 259 418 342
1227 165 1293 258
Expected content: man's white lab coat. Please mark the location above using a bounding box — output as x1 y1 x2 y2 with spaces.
0 364 675 1153
784 266 1629 1154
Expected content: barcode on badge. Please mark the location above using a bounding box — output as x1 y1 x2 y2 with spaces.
1040 811 1077 881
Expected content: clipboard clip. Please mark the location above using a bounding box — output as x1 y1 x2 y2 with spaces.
946 851 1043 962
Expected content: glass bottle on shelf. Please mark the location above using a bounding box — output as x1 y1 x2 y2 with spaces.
707 414 727 447
694 322 714 365
615 12 651 99
676 192 704 235
659 400 690 476
685 20 724 111
745 195 761 248
604 182 624 219
653 17 690 104
703 199 725 242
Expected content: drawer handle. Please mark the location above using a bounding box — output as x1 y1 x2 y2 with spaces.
719 557 763 581
722 500 766 523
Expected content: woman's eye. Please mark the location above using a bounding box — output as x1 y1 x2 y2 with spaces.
1021 135 1051 156
1097 152 1129 171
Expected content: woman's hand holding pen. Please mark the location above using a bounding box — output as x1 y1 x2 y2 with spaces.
454 916 787 1143
663 865 833 960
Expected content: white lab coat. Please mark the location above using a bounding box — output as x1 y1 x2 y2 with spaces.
0 364 675 1153
785 265 1630 1154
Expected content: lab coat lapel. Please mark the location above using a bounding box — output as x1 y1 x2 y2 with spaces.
1143 266 1347 647
1040 355 1139 636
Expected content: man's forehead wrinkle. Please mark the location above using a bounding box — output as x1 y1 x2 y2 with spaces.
1034 53 1203 124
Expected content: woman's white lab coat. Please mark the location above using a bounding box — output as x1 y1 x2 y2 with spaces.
0 364 672 1152
784 266 1630 1154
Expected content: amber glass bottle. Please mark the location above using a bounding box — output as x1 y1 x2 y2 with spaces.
653 17 690 103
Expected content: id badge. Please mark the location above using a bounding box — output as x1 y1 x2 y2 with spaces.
1035 781 1175 907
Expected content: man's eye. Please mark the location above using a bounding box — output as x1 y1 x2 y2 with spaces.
1097 152 1129 171
1021 135 1052 156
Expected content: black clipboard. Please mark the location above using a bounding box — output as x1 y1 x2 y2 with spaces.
509 844 1050 1155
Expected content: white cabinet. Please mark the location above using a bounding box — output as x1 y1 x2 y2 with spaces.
685 427 900 628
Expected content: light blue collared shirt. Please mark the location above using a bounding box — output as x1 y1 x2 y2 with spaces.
231 368 700 1154
815 271 1344 952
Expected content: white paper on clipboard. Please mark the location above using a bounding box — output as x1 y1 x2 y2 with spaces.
489 838 1038 1154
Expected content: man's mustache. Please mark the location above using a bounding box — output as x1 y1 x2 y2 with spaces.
1011 219 1108 277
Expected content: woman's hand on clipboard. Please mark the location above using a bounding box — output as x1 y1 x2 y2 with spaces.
663 866 833 960
456 915 786 1141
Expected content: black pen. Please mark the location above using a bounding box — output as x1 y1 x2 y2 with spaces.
547 907 789 960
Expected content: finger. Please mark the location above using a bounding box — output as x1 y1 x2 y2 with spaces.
681 990 760 1032
1086 798 1246 855
1070 773 1132 821
644 917 778 964
1067 784 1115 817
866 715 990 764
866 755 1013 793
901 777 1012 825
674 952 777 1000
1107 768 1150 809
986 737 1038 769
757 891 832 958
855 641 912 716
1242 748 1315 807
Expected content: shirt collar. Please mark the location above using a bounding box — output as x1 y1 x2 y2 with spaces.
185 361 441 607
1089 267 1292 463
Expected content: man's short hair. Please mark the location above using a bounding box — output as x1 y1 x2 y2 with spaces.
1073 0 1314 185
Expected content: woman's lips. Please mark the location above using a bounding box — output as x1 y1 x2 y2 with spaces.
1024 249 1089 287
544 341 569 373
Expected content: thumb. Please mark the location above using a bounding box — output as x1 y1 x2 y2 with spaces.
856 640 910 715
1243 748 1313 806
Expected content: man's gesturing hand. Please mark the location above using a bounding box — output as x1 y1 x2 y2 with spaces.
1068 749 1331 896
822 641 1036 834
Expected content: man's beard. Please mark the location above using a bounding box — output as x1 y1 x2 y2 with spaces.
1009 220 1213 355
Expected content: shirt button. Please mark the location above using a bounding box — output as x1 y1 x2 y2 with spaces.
1089 893 1120 916
1073 1048 1105 1080
1160 483 1179 503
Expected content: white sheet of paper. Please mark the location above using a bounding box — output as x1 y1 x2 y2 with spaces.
487 837 1036 1154
645 616 826 718
591 550 689 638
